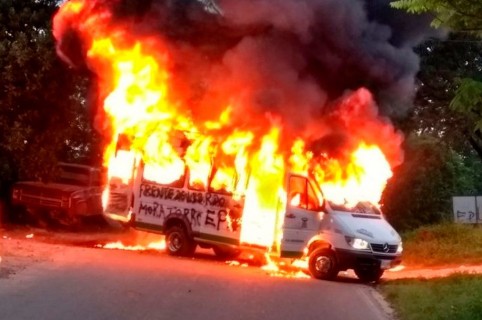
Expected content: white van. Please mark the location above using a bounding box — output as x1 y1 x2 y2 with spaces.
104 152 402 282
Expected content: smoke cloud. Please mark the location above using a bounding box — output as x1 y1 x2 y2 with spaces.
53 0 439 165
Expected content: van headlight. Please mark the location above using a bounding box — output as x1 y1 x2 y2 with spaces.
397 242 403 254
345 236 370 250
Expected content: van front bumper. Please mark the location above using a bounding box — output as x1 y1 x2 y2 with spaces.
335 248 402 271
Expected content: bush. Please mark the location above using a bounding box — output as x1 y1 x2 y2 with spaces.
382 134 482 231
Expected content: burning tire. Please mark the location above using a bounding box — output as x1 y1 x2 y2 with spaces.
354 267 384 283
308 248 338 280
212 245 241 260
165 226 196 257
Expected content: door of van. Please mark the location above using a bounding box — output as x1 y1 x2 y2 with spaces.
103 150 137 222
280 174 324 258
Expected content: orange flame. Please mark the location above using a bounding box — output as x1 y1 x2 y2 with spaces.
54 1 402 250
97 240 166 251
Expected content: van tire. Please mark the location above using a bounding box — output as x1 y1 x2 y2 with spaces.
165 226 196 257
213 245 241 260
354 267 384 283
308 248 338 280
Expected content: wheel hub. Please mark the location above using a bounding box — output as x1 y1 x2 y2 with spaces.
315 256 331 274
168 233 182 252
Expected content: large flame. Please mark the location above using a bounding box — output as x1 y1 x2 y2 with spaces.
54 1 402 250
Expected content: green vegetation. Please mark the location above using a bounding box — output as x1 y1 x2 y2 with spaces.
401 223 482 267
391 0 482 159
382 223 482 320
381 29 482 230
381 274 482 320
381 223 482 320
382 135 482 231
0 0 102 199
391 0 482 34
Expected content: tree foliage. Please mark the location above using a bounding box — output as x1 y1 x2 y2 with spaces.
382 134 482 230
391 0 482 157
391 0 482 34
396 33 482 152
0 0 101 197
450 78 482 132
385 31 482 229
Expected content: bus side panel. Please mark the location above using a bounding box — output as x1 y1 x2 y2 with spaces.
133 181 242 245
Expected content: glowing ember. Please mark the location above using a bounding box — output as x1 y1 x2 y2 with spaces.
260 254 310 279
387 265 406 272
97 240 166 251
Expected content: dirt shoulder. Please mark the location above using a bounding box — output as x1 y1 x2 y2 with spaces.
0 225 128 280
1 229 54 279
383 263 482 280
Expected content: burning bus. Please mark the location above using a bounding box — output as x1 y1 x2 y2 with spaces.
50 0 420 281
102 131 402 282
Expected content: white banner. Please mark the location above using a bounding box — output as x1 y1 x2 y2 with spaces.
453 196 479 224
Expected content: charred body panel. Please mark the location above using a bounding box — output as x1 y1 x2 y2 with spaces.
11 163 104 225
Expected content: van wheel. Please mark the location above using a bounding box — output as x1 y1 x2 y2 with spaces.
213 245 241 260
308 248 338 280
165 226 196 257
354 267 384 283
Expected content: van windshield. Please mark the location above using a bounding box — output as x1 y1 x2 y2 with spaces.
328 201 381 215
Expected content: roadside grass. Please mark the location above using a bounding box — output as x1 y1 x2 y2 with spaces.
401 223 482 267
380 223 482 320
380 274 482 320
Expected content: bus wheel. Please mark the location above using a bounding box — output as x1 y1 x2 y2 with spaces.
165 226 196 257
354 267 384 283
308 248 338 280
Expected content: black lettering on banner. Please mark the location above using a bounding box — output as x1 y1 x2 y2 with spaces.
140 183 231 209
166 207 182 216
180 208 201 227
138 201 166 219
192 209 202 227
139 184 146 198
151 186 160 199
205 209 216 228
183 208 190 224
205 193 212 206
166 188 174 200
164 206 203 227
217 209 227 231
469 211 475 221
205 193 227 208
174 190 184 202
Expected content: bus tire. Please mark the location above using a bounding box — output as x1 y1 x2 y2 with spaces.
308 248 338 280
165 226 196 257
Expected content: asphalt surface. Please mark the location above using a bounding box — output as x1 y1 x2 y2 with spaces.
0 227 394 320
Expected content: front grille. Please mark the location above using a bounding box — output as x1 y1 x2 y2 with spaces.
20 195 63 208
370 243 398 254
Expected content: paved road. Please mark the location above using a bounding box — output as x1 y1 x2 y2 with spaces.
0 230 393 320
